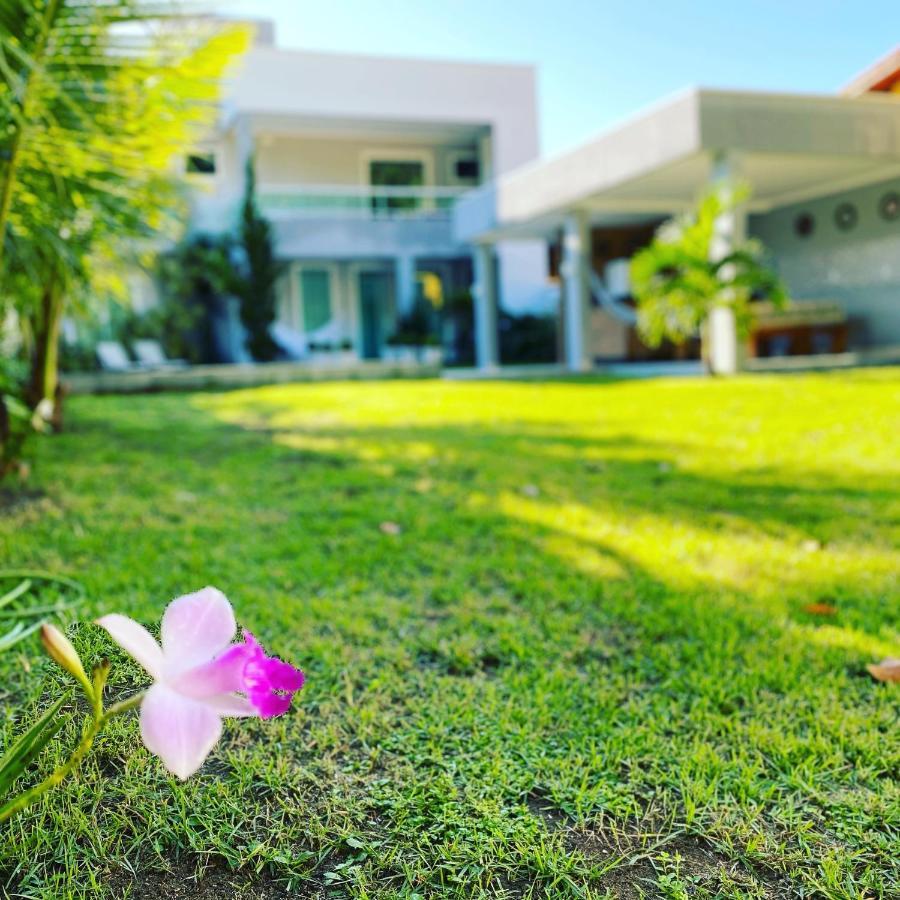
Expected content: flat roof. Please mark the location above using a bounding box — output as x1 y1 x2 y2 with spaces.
455 88 900 241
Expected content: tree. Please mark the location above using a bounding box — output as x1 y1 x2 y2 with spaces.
0 1 250 414
156 234 236 364
234 159 284 361
630 185 787 365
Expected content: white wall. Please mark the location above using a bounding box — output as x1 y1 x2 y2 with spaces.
226 48 539 174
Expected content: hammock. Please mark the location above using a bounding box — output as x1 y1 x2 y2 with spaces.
589 270 638 325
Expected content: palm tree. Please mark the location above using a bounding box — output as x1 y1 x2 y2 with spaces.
630 185 787 370
0 1 249 410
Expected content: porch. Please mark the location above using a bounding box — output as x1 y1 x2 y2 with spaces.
456 88 900 373
274 254 473 365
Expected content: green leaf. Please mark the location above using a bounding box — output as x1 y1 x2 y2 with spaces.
0 578 32 611
0 695 68 796
0 619 42 652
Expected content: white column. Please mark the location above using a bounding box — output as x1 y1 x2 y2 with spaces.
472 243 499 371
395 255 417 317
562 210 591 372
708 152 747 375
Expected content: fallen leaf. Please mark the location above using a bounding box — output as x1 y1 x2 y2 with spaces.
866 658 900 683
379 521 402 535
803 602 837 616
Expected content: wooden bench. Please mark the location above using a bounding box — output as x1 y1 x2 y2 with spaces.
749 300 849 358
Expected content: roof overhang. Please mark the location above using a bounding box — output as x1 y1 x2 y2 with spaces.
455 88 900 242
841 46 900 96
221 109 489 145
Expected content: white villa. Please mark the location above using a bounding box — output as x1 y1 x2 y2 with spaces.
182 20 545 366
176 24 900 374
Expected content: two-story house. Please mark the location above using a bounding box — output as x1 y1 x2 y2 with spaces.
183 20 547 364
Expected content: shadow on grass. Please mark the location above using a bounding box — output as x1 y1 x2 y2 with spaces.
2 385 897 898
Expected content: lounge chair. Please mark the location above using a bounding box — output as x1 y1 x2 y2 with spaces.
270 322 308 361
133 339 187 369
96 341 139 372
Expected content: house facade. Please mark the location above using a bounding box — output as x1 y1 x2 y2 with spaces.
456 49 900 373
175 28 900 373
183 20 547 364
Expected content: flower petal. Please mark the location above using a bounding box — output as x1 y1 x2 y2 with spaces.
96 614 164 680
204 693 257 717
170 643 252 699
241 632 306 719
161 587 236 669
247 689 293 719
140 683 222 780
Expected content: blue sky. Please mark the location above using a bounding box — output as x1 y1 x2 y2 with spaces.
224 0 896 157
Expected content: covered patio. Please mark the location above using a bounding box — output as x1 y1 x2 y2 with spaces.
455 88 900 373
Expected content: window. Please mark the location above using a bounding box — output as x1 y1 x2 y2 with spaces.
455 158 480 180
369 160 425 214
186 152 216 175
299 269 332 333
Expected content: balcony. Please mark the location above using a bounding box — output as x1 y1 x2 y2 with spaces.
257 184 468 221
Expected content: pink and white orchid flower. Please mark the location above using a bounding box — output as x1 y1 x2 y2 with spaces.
97 587 304 780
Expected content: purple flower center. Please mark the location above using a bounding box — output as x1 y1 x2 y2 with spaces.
239 632 306 718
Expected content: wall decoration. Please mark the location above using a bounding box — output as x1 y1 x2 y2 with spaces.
794 212 815 238
879 192 900 221
834 202 857 231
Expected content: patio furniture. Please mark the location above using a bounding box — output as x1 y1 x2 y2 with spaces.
96 341 139 372
133 340 187 369
270 322 308 361
749 300 849 358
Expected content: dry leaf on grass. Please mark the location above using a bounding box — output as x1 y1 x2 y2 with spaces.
803 602 837 616
866 658 900 683
379 521 402 535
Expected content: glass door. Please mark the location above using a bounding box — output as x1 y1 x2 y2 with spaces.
358 271 391 359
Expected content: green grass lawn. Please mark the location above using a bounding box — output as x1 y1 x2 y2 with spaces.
1 371 898 899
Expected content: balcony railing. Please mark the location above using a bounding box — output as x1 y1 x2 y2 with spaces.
257 184 468 221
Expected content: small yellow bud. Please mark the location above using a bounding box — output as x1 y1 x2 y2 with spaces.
40 624 92 698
